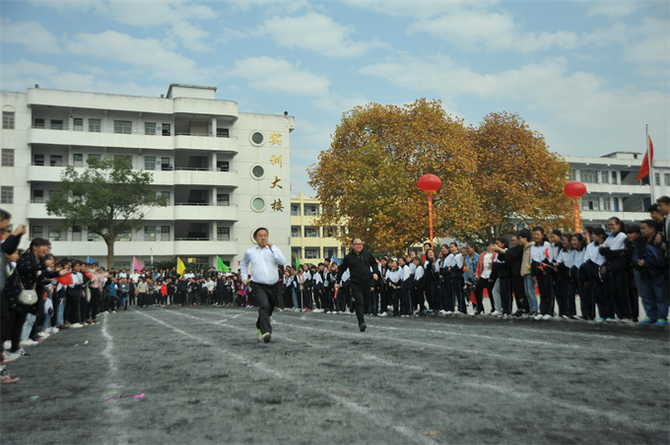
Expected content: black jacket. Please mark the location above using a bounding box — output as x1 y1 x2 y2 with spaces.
336 249 377 285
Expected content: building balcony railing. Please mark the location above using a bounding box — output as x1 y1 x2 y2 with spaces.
152 170 239 187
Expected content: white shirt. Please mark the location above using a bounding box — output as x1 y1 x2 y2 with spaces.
604 232 626 251
452 253 464 269
240 244 286 285
481 252 493 280
585 242 605 266
408 262 417 274
558 249 575 268
531 241 552 263
414 265 424 280
386 268 401 284
341 269 350 282
401 264 411 281
444 253 454 268
571 248 586 268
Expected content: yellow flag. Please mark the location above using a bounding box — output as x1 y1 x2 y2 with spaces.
177 257 186 277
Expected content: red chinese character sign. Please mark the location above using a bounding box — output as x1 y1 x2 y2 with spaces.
418 174 442 247
564 181 586 234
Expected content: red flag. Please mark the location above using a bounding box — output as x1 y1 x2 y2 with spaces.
56 272 73 286
334 289 338 300
637 135 654 180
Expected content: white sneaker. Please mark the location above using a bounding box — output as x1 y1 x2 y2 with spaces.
620 318 633 324
19 339 39 347
491 310 502 316
534 314 544 321
70 323 84 329
3 340 10 350
50 327 59 334
379 312 387 317
542 314 553 321
37 331 49 339
446 311 453 315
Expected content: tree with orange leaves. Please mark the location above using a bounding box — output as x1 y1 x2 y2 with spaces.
468 111 573 243
308 99 480 253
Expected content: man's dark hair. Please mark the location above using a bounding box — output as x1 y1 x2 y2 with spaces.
517 229 532 242
640 219 657 231
253 227 268 238
495 237 509 248
656 196 670 206
0 208 11 221
647 203 659 213
28 237 51 250
626 224 641 234
532 226 545 234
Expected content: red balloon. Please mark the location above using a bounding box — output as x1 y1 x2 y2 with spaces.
564 181 587 199
418 174 442 194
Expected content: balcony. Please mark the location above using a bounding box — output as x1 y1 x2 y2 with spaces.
25 202 61 219
581 210 649 222
173 204 238 221
581 183 649 195
152 170 239 187
173 239 239 256
26 165 66 182
48 239 240 258
28 127 174 151
172 97 238 120
174 135 238 153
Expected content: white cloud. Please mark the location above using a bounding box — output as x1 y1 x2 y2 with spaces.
406 9 579 53
253 11 389 58
586 2 641 18
358 54 669 158
65 30 210 81
227 56 330 97
0 58 163 97
1 18 60 53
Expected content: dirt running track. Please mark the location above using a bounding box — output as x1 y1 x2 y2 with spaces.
1 306 669 444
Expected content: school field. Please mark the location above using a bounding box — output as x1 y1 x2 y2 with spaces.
1 306 668 444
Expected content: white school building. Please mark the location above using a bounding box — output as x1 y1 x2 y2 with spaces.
1 84 294 270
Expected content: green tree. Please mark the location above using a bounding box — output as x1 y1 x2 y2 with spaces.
46 155 167 268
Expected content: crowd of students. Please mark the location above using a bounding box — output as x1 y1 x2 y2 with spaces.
1 196 668 384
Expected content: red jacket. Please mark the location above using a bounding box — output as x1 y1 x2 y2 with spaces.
475 252 497 278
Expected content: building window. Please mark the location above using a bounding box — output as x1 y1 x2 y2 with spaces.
305 248 319 259
118 227 132 242
217 161 229 172
158 191 170 204
251 131 264 145
252 197 265 212
34 118 45 129
114 120 132 134
50 155 63 167
88 154 101 166
602 198 611 211
654 173 660 186
251 165 265 179
569 170 576 181
324 226 337 237
34 154 45 166
32 226 43 238
1 149 14 167
3 111 15 129
1 186 14 204
89 119 101 133
290 204 300 216
161 226 170 242
217 224 230 241
613 197 620 212
145 122 156 135
144 156 156 171
304 205 319 216
217 189 229 206
160 157 171 171
217 128 229 138
144 226 156 242
162 123 171 136
51 119 64 130
304 226 318 238
582 198 600 211
73 153 83 167
664 174 670 186
611 171 618 185
291 247 302 261
72 226 82 242
32 189 44 203
48 227 64 241
324 248 337 259
291 226 301 237
580 170 598 184
73 118 83 131
87 229 100 242
600 171 609 184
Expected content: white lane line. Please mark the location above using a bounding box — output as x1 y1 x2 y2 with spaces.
135 309 438 445
101 313 130 445
361 354 663 431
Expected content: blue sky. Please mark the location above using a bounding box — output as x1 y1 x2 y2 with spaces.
1 0 668 194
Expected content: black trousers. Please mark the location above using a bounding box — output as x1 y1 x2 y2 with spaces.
350 282 370 326
512 275 529 312
251 282 279 335
90 287 101 319
4 310 27 352
607 270 632 320
474 277 494 313
538 273 554 315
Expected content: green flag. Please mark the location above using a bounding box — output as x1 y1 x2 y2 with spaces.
217 256 230 273
296 257 300 269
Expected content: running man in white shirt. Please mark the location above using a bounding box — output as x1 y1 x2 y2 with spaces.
240 228 286 343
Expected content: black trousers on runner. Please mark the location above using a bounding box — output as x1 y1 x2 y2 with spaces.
350 282 370 327
251 282 280 335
